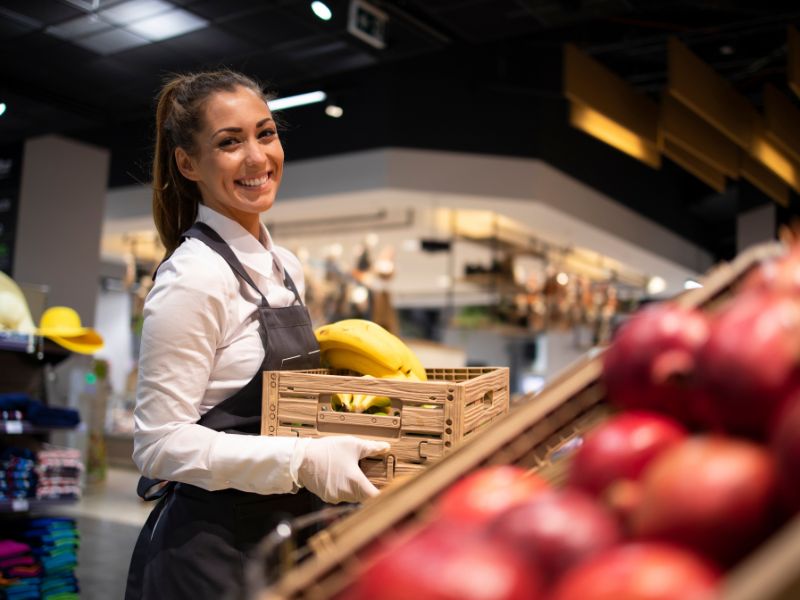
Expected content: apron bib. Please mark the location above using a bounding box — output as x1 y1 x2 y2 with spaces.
125 222 321 600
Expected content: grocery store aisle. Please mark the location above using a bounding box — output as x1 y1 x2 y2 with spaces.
59 467 152 599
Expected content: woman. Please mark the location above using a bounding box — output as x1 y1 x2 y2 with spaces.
125 70 388 600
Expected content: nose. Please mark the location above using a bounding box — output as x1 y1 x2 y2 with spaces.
244 138 266 167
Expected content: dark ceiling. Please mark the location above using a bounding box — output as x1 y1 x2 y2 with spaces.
2 0 800 261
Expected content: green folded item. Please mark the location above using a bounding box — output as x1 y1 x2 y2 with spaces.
43 594 79 600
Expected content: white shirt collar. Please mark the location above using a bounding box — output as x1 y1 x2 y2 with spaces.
196 204 283 280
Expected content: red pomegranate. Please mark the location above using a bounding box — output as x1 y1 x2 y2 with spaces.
697 291 800 437
550 542 720 600
630 435 778 565
602 303 710 424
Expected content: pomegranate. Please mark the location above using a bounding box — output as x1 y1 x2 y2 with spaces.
697 291 800 437
550 542 720 600
739 245 800 295
344 525 544 600
488 489 621 585
772 394 800 514
602 303 710 424
433 465 549 528
631 435 778 565
567 411 687 498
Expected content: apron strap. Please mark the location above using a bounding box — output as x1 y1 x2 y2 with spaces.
184 221 271 307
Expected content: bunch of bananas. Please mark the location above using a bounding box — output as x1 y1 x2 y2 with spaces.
315 319 427 414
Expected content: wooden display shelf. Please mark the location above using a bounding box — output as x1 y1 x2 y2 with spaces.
258 242 800 600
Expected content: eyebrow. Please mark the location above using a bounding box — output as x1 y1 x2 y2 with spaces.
211 117 273 138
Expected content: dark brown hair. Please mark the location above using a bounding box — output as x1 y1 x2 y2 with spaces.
152 69 271 258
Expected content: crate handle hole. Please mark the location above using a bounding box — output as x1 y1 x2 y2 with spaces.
482 391 494 406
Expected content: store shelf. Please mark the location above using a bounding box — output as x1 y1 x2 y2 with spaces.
0 333 71 366
0 497 79 513
0 421 84 435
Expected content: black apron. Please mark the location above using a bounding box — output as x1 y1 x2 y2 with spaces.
125 222 321 600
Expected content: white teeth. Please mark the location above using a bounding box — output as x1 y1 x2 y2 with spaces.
238 176 268 187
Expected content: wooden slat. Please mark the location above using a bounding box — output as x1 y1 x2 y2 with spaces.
564 43 660 168
789 25 800 99
741 153 791 208
662 137 727 192
764 84 800 165
660 94 740 178
401 406 445 434
668 36 757 149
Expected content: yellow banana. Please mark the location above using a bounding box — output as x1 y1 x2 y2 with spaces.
322 348 401 378
315 319 427 380
355 394 391 413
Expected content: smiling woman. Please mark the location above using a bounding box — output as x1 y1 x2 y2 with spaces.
124 70 390 600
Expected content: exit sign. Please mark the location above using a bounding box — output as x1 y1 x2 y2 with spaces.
348 0 388 49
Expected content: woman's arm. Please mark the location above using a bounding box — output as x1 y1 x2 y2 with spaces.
132 243 299 494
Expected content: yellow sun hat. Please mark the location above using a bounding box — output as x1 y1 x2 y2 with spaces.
0 271 35 333
37 306 104 355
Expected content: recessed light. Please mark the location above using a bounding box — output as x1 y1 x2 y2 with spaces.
325 104 344 118
0 103 6 118
311 1 333 21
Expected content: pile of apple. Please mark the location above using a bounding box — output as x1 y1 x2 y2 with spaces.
337 246 800 600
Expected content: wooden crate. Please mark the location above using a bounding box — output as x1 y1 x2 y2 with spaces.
261 367 510 487
256 241 800 600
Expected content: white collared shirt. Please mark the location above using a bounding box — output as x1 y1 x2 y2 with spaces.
133 204 304 494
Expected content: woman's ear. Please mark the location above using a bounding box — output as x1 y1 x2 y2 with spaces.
174 147 200 182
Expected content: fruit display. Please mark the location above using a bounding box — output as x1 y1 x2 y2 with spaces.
325 244 800 600
262 243 799 600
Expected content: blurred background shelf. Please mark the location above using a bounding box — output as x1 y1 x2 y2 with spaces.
0 497 79 513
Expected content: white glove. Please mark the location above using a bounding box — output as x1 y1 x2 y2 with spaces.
290 436 390 504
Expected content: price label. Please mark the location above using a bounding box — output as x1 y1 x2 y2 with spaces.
4 421 23 434
11 499 29 512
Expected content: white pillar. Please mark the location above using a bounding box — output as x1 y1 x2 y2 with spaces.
14 135 109 325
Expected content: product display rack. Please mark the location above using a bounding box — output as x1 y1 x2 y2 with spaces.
0 334 80 513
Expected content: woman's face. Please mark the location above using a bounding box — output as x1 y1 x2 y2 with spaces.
175 85 284 234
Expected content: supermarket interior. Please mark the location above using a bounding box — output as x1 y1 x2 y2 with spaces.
1 1 800 599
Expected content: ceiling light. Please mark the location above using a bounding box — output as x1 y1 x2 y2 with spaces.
46 14 112 40
684 279 703 289
311 1 333 21
647 276 667 296
268 91 327 111
97 0 173 26
0 103 6 117
125 8 208 41
325 104 343 118
73 28 149 54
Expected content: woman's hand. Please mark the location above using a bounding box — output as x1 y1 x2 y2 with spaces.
291 436 390 504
